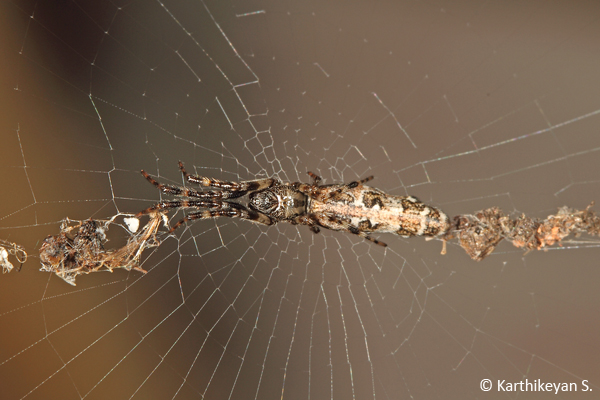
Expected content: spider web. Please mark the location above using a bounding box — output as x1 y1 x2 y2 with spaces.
2 0 600 399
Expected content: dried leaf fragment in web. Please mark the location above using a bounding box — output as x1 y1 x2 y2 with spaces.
443 203 600 260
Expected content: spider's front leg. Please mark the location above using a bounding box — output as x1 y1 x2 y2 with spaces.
179 161 277 196
136 200 222 218
140 170 243 200
169 202 274 233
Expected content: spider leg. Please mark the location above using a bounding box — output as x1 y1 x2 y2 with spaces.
345 175 374 189
304 171 374 189
141 170 244 200
321 213 387 247
319 175 376 202
295 173 324 198
290 215 321 234
169 202 273 233
178 161 277 195
348 226 387 247
135 200 222 218
306 171 322 185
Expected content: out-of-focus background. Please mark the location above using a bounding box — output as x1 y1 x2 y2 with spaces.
1 0 600 399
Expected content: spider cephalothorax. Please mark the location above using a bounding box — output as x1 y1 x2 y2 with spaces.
136 162 450 246
248 186 308 220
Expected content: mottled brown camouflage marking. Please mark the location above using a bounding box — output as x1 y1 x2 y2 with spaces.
362 191 384 209
358 219 380 232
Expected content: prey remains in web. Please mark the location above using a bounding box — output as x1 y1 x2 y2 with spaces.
38 214 162 285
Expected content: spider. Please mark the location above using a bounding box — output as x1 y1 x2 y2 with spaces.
136 162 450 247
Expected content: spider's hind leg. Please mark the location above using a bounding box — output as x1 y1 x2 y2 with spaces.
346 175 374 189
304 171 374 188
290 215 321 234
348 225 387 247
322 213 387 247
306 171 322 185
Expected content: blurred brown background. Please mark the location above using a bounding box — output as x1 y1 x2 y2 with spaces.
1 0 599 399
